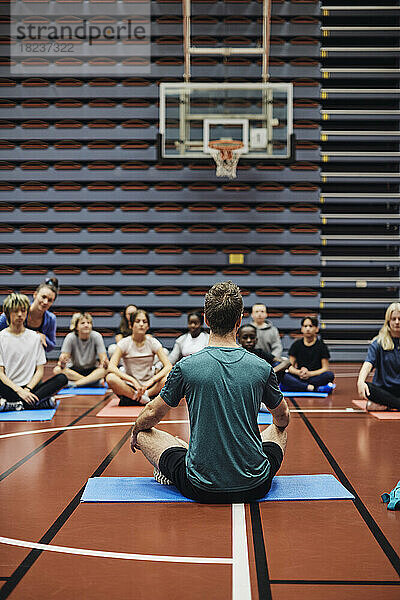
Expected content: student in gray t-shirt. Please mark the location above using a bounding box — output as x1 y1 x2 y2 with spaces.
130 281 290 504
53 312 108 388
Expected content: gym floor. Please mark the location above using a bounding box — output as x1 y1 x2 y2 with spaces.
0 363 399 599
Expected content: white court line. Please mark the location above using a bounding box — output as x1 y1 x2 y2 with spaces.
0 536 232 565
0 409 364 441
0 421 189 441
232 504 252 600
332 373 360 377
289 408 363 413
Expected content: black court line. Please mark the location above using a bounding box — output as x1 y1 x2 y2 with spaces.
0 426 132 599
270 580 400 585
249 502 272 600
289 397 400 578
0 393 111 482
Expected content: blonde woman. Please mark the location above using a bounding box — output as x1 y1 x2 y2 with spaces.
357 302 400 411
106 309 171 406
54 312 108 388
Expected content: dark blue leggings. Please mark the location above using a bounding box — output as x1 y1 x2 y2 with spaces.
281 371 335 392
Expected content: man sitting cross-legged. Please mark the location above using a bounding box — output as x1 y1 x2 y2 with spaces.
130 281 290 504
0 293 67 412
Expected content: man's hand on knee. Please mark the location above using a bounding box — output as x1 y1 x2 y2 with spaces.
130 428 138 453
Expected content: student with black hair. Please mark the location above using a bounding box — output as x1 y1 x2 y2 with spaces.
168 311 209 365
0 293 67 412
280 316 335 394
237 324 290 383
0 277 59 352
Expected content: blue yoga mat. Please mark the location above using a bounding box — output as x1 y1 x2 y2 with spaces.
81 474 354 503
257 412 273 424
280 391 328 398
58 387 107 396
0 402 59 422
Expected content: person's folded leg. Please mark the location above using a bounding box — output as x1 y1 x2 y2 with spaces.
32 373 68 407
280 373 308 392
367 382 400 410
308 371 335 388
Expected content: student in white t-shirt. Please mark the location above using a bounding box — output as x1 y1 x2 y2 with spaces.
0 293 67 412
53 312 108 388
168 311 209 365
106 309 172 406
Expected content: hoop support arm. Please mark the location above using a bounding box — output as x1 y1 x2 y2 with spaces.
189 47 264 55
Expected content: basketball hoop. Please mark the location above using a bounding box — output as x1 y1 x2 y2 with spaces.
208 139 245 179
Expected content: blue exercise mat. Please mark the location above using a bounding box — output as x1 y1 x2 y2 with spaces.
280 391 328 398
257 412 273 424
81 474 354 503
0 402 59 422
58 387 107 396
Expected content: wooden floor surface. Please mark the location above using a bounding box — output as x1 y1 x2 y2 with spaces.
0 364 399 599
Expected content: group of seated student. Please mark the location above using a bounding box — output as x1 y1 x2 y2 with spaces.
1 284 399 415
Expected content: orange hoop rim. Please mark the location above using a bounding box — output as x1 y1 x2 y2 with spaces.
208 139 244 152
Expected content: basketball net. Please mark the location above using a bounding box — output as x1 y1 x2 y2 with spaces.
208 139 245 179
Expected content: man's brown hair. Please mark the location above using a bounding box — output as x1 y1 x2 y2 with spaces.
204 281 243 336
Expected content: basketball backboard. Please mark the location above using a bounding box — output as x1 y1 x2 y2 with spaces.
158 82 294 162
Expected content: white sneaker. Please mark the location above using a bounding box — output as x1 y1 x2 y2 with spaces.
0 398 24 412
153 467 173 486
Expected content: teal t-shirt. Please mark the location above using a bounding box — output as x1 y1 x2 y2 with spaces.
160 346 283 493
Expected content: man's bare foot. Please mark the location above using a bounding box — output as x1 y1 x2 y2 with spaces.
366 400 387 412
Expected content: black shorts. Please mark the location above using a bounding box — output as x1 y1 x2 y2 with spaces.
158 442 284 504
72 366 97 377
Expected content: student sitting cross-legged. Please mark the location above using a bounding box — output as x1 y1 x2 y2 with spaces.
357 302 400 411
53 312 108 388
0 293 67 412
106 309 172 406
280 316 335 394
